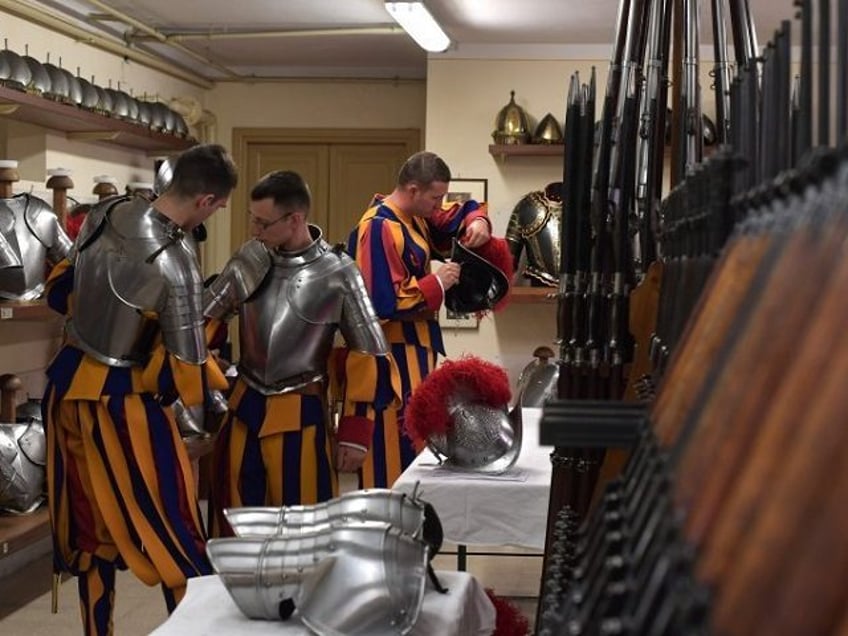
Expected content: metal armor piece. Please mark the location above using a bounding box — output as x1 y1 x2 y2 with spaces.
428 401 522 474
0 194 72 300
208 521 428 635
154 157 176 196
0 231 21 268
505 183 563 287
21 55 50 95
67 195 207 367
207 227 389 395
514 346 559 408
533 113 564 144
0 418 46 513
76 75 100 111
42 62 71 102
0 49 32 91
225 488 427 540
492 90 531 144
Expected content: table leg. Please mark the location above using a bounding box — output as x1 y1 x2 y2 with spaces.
457 544 467 571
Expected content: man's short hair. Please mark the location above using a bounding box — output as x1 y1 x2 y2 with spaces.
169 144 238 200
397 151 451 187
250 170 312 215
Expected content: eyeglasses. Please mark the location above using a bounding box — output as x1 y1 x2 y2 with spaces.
249 212 288 231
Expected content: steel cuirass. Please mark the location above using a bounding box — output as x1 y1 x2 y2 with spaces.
67 195 207 368
0 193 72 300
208 521 429 635
0 415 46 514
505 183 563 287
206 227 388 395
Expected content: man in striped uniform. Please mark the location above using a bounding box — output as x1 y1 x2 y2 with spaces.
42 144 238 635
203 171 398 536
346 151 492 488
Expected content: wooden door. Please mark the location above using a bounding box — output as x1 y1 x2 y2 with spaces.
231 128 420 252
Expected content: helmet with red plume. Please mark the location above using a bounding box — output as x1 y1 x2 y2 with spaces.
404 356 521 474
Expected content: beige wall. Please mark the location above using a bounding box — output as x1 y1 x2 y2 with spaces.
203 80 427 271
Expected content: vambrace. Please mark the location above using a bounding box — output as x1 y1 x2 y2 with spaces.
224 488 427 539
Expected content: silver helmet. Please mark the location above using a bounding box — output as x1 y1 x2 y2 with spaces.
404 356 521 474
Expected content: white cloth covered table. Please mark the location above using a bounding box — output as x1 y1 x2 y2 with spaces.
151 570 495 635
393 408 550 550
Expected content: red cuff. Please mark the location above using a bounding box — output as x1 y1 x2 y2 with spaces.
464 210 491 232
337 415 375 450
419 273 444 311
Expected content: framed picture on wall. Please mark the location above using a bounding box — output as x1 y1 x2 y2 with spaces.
444 178 488 205
438 178 488 330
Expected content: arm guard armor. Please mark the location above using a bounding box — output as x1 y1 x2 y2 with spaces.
203 239 272 321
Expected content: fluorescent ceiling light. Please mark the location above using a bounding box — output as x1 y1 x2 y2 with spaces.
385 2 451 53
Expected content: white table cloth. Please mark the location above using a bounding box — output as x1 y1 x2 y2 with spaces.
393 408 551 550
151 570 495 635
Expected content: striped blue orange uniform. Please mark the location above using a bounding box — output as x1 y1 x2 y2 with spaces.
204 234 400 538
346 195 489 488
43 259 228 635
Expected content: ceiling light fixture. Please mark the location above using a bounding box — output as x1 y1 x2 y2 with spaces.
385 2 451 53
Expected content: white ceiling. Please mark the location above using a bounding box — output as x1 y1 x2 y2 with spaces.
9 0 795 82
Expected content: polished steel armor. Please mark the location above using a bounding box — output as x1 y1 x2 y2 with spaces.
505 184 563 287
0 417 46 513
0 194 72 300
208 521 428 634
514 346 559 409
66 195 207 368
428 400 522 474
0 231 20 269
204 227 389 395
224 488 427 539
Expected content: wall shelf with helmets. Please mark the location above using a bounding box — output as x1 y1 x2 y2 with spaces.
488 144 564 159
0 85 195 154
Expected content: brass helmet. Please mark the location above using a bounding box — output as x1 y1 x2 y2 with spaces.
533 113 563 144
492 90 531 145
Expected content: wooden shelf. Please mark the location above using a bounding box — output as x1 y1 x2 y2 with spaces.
0 506 50 563
489 143 564 158
0 300 61 322
0 85 196 154
508 286 558 304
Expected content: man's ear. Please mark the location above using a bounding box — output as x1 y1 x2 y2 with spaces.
197 193 216 209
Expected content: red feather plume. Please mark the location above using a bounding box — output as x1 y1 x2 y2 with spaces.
403 355 511 445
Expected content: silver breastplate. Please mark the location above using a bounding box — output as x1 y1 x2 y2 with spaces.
0 194 72 300
0 418 46 513
238 229 387 394
505 187 563 287
68 197 206 367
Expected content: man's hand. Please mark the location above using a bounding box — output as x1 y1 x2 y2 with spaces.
461 217 491 248
336 444 367 472
435 261 461 290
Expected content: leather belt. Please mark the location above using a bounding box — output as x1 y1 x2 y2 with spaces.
294 381 324 396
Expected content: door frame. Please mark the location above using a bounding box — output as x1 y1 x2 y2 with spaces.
230 127 421 251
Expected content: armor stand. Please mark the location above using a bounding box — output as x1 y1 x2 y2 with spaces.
0 373 22 422
92 177 119 201
46 170 74 230
0 164 20 199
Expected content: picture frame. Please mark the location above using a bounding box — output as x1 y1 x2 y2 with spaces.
438 178 488 330
444 178 488 206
